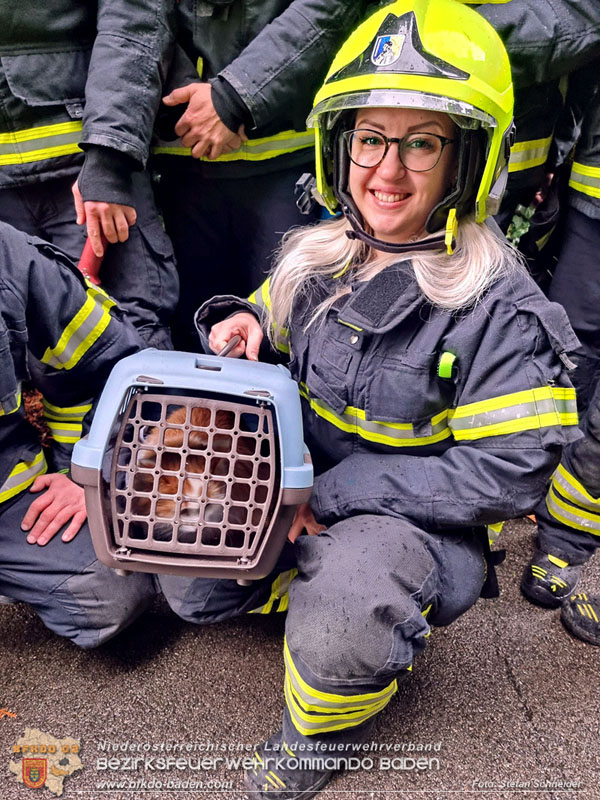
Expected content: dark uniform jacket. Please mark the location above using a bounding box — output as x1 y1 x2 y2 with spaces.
0 0 174 198
473 0 600 221
154 0 367 176
197 259 580 534
554 62 600 220
0 221 143 504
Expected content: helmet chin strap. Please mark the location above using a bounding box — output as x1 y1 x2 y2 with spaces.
342 201 447 254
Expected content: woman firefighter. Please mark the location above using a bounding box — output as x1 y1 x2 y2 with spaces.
159 1 581 796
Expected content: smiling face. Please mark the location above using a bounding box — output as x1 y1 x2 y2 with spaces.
347 107 457 244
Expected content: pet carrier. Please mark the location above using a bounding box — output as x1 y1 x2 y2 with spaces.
71 348 313 581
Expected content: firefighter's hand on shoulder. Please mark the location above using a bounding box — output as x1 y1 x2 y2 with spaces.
20 473 87 547
209 312 263 361
73 180 136 258
287 503 326 544
162 82 247 159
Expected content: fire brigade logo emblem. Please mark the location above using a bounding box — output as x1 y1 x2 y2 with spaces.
23 758 47 789
372 34 405 67
9 728 82 795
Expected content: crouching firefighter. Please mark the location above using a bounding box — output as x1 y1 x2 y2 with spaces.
159 1 581 796
0 222 156 647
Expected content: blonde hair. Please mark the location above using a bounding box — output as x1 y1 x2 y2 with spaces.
267 215 523 341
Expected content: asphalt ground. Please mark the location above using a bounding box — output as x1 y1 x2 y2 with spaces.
1 516 598 800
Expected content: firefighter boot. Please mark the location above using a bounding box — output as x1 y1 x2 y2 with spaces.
561 593 600 645
245 730 334 799
520 551 581 608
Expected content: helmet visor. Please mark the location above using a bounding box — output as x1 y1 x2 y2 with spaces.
308 89 496 131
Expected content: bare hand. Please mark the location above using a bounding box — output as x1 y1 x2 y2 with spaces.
209 313 264 361
534 172 554 208
162 83 247 159
73 180 137 257
287 503 326 543
21 473 87 546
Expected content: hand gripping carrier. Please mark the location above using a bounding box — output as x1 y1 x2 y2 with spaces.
71 349 313 581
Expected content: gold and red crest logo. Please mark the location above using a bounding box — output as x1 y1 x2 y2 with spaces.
23 758 47 789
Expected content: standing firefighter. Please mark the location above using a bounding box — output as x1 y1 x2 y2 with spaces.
152 0 368 350
0 0 178 348
158 1 580 796
520 66 600 643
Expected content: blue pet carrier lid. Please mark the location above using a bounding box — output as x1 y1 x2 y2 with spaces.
72 349 313 489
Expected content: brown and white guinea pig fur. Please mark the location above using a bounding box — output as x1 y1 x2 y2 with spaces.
132 405 253 527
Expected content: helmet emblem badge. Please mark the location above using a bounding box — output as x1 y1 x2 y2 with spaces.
371 34 405 67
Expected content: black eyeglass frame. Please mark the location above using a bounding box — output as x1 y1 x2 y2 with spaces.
343 128 456 173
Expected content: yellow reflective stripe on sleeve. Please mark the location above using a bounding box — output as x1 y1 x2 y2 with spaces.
272 329 290 355
301 385 575 445
508 136 552 173
45 420 82 444
0 450 47 503
448 386 578 440
248 278 272 313
0 121 82 166
42 396 90 444
277 593 290 612
0 385 22 416
248 569 298 615
41 286 117 370
569 161 600 199
299 383 576 447
153 129 314 161
41 398 93 422
247 278 289 355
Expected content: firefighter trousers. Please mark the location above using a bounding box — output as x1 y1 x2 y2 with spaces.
548 209 600 414
536 377 600 563
159 514 486 747
538 210 600 562
0 488 156 649
155 162 319 351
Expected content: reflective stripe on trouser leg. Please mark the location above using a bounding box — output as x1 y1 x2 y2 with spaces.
158 543 298 623
0 489 156 648
0 450 47 503
283 638 398 736
536 463 600 563
279 515 485 746
248 569 298 614
280 516 439 744
546 463 600 535
536 379 600 562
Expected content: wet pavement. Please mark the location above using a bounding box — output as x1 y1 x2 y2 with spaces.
1 516 598 800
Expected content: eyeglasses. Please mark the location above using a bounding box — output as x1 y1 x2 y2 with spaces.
343 128 455 172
